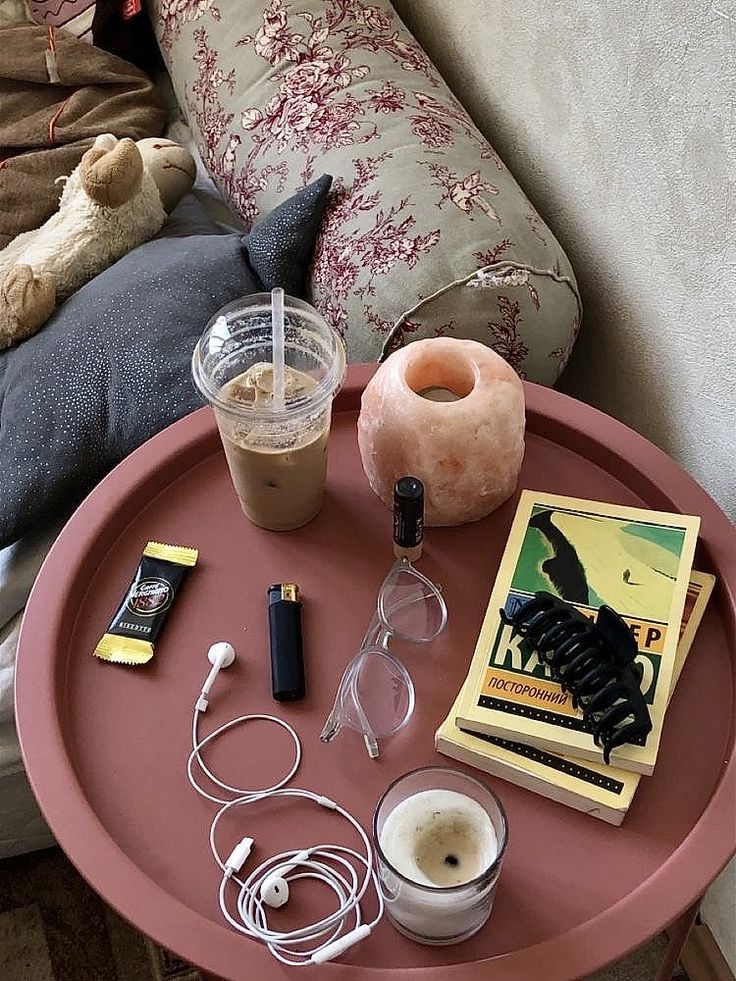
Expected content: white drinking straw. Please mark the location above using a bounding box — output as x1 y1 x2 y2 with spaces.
271 287 285 411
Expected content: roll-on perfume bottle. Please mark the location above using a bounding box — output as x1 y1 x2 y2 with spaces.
393 477 424 561
267 583 305 701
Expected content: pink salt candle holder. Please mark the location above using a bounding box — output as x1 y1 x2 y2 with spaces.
358 338 525 526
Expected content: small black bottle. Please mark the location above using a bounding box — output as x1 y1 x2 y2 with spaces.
393 477 424 561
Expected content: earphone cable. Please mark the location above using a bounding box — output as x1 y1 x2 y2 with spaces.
188 699 383 966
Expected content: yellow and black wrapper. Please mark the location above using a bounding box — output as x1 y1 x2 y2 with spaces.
93 541 198 664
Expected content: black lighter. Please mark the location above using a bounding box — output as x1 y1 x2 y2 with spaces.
267 583 305 701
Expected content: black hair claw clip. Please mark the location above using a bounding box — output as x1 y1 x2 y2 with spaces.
500 592 653 764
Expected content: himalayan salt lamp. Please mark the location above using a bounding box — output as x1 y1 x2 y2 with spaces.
358 338 525 526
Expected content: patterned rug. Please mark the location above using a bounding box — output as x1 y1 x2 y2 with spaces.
0 848 198 981
0 846 689 981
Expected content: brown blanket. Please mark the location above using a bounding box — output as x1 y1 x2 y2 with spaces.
0 25 164 249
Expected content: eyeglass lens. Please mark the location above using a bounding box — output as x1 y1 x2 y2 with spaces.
378 563 446 642
340 649 415 739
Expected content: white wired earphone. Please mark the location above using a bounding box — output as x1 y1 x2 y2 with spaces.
187 642 384 967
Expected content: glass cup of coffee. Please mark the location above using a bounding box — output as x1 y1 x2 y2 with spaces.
192 294 346 531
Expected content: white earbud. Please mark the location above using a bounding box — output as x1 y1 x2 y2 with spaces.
259 849 310 908
260 874 289 908
196 642 236 712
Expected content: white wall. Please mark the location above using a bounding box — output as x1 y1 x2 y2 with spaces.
393 0 735 518
392 0 735 969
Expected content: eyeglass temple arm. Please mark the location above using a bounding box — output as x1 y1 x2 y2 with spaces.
318 654 381 759
318 665 349 744
348 662 380 759
351 615 391 756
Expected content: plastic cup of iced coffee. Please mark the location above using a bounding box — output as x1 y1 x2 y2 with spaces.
192 293 346 531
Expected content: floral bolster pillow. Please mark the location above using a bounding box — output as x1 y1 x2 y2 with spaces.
149 0 582 382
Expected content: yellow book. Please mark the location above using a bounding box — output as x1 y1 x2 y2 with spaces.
437 571 714 825
455 491 700 775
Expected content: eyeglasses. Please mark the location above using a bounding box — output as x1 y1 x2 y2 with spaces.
319 557 448 758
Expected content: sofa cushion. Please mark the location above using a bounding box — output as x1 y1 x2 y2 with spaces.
0 177 331 548
148 0 581 382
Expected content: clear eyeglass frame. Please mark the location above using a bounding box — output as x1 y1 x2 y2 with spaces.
319 556 448 758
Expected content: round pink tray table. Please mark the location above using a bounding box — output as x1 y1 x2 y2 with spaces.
15 365 736 980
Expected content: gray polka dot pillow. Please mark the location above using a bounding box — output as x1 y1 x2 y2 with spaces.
149 0 582 381
0 177 330 548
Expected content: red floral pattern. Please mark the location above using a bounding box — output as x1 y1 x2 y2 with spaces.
366 307 421 335
550 308 581 365
159 0 219 50
382 315 456 357
474 239 514 265
187 28 234 178
487 296 530 376
152 0 581 381
423 162 501 222
310 153 441 334
369 82 405 114
525 200 548 245
478 266 541 311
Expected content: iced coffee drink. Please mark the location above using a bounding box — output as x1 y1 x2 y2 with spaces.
219 363 329 530
192 294 346 532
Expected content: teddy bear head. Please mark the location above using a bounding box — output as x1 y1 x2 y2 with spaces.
63 134 196 214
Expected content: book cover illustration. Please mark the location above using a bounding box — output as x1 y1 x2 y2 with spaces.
438 571 714 825
455 491 700 774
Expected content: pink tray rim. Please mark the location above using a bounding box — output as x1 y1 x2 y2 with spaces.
15 365 736 980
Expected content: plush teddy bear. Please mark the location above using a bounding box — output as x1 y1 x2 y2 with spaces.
0 134 196 349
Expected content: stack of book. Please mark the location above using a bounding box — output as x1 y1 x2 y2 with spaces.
436 490 714 825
